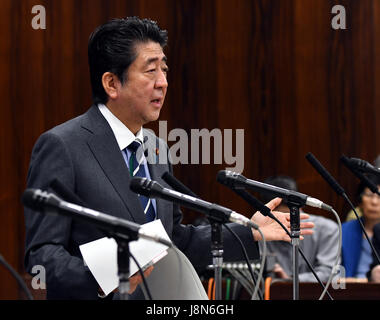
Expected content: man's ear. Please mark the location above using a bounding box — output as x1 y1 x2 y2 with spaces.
102 72 120 100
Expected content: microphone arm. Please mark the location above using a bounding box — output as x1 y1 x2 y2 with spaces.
224 186 333 300
22 188 172 247
216 170 332 212
305 152 380 298
217 172 300 300
161 171 266 300
161 172 227 300
162 171 198 198
131 175 261 300
130 177 258 230
22 187 172 300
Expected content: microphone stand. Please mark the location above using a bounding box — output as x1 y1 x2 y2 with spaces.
209 217 224 300
227 187 333 300
161 173 226 300
116 237 131 300
288 201 301 301
101 229 141 300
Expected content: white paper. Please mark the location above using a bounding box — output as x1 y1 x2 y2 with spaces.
79 219 171 296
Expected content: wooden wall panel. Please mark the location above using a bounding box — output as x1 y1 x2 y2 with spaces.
0 0 379 299
0 0 19 299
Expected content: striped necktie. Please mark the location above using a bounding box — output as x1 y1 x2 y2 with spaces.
127 139 156 222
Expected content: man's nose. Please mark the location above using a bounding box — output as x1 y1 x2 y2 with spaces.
155 69 168 89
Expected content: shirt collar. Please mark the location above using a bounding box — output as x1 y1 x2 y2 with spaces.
98 103 144 151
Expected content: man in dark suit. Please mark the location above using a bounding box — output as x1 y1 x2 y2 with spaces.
24 17 313 299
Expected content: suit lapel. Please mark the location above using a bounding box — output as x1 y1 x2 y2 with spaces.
81 106 146 224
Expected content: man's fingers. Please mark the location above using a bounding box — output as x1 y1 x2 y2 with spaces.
300 229 314 236
127 265 155 294
300 213 310 220
265 197 282 211
301 221 314 229
131 265 154 282
143 265 154 277
275 219 314 229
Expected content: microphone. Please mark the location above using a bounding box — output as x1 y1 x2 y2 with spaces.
217 170 332 211
305 152 380 267
345 157 380 177
228 187 273 218
22 188 172 247
340 155 380 196
130 177 259 229
217 175 334 299
161 171 198 198
305 152 346 196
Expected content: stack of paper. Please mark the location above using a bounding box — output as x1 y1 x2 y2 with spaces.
79 219 171 296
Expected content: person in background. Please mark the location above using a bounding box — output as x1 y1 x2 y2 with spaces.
259 175 339 283
346 155 380 222
342 174 380 279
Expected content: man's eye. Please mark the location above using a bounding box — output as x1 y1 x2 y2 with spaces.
147 69 156 73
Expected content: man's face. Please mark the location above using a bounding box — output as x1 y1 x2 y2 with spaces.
116 41 168 130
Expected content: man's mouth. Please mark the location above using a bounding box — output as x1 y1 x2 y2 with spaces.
151 98 162 106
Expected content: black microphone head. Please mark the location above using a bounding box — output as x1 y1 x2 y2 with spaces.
216 170 230 187
22 189 60 211
216 170 226 181
342 157 366 172
349 157 380 173
340 154 353 168
162 171 197 197
161 171 170 181
130 177 164 198
217 170 245 188
306 152 346 196
22 189 40 210
130 177 150 197
350 157 365 167
341 155 380 195
346 157 380 178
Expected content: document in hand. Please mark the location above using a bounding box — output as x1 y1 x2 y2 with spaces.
79 219 171 296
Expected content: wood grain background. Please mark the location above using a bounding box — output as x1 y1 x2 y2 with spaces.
0 0 379 299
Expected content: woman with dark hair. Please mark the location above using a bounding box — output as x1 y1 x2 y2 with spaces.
342 174 380 279
345 155 380 221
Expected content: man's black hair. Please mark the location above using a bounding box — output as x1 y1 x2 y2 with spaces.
88 17 168 104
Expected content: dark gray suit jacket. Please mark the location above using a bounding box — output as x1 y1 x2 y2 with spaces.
24 105 259 299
